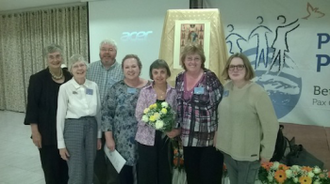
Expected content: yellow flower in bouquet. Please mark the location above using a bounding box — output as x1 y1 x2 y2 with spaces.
141 101 175 132
149 115 156 122
149 103 157 109
161 108 167 114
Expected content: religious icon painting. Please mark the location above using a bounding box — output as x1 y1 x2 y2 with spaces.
174 20 210 69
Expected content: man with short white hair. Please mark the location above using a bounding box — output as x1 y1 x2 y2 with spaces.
87 39 123 184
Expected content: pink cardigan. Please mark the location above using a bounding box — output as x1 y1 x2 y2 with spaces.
135 83 177 146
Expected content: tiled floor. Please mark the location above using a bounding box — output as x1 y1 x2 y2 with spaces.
0 110 45 184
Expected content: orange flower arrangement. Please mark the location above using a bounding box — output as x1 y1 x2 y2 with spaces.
262 162 274 171
301 166 313 172
258 161 330 184
299 176 312 184
278 164 289 171
223 164 228 177
274 170 287 183
172 138 184 171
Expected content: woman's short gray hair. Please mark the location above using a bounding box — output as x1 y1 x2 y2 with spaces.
43 44 63 58
68 54 87 72
99 39 117 50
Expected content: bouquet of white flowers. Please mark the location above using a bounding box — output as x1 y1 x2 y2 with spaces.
141 101 175 132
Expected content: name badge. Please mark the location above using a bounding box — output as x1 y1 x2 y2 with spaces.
127 87 137 94
108 78 118 86
193 87 204 94
86 88 93 95
223 90 229 97
72 91 78 94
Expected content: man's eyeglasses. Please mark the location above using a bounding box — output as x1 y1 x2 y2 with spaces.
228 64 245 71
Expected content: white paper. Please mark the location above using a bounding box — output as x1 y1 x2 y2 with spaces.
104 145 126 173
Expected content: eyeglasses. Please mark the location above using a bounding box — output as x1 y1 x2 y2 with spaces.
228 64 245 71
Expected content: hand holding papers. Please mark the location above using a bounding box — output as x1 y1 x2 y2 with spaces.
104 145 126 173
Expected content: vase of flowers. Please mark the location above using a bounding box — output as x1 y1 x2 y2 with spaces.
258 161 330 184
172 138 184 171
171 138 187 184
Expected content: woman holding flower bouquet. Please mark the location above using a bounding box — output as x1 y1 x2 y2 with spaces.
101 54 150 184
215 53 278 184
135 59 179 184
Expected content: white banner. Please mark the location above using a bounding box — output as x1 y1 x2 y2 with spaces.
206 0 330 126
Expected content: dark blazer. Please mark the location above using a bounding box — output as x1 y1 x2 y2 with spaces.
24 68 72 146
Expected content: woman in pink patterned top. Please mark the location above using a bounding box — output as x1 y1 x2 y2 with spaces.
135 59 179 184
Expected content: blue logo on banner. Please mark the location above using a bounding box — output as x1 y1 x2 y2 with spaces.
226 15 302 118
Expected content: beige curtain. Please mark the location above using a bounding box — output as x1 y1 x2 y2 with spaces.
0 4 88 112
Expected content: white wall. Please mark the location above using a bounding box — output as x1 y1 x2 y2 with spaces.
88 0 189 79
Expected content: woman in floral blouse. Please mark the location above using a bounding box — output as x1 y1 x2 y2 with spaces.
135 59 179 184
101 54 149 184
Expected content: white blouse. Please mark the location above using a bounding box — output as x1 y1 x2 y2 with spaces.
57 78 101 149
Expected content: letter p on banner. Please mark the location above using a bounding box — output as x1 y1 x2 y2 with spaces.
317 33 330 49
316 54 330 72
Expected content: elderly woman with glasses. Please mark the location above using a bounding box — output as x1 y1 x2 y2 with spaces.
215 53 278 184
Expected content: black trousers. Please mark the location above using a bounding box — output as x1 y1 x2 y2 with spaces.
137 131 172 184
93 136 119 184
183 146 224 184
39 145 68 184
119 165 134 184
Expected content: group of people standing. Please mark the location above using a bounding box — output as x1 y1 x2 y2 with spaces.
24 39 278 184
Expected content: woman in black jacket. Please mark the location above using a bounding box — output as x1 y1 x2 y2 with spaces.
24 44 72 184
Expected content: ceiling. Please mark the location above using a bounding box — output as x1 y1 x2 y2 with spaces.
0 0 85 12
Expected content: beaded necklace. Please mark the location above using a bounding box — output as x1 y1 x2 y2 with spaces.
49 69 63 80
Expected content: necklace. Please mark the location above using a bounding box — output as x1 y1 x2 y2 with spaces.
49 69 63 80
154 85 166 99
157 90 166 99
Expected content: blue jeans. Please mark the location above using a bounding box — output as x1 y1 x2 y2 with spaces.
223 153 260 184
